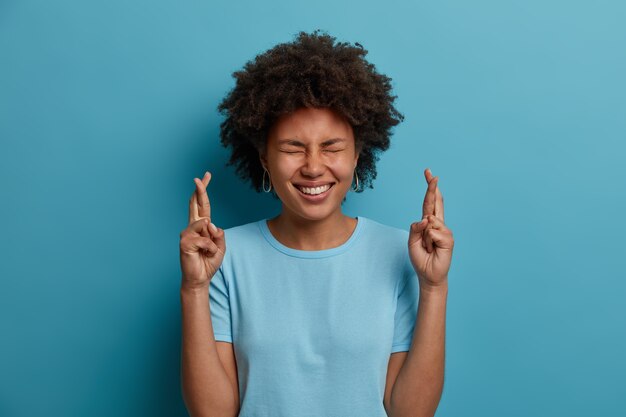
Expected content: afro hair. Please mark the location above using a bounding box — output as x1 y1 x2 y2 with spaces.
217 29 404 193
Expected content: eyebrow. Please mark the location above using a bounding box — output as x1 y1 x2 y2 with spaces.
277 138 347 147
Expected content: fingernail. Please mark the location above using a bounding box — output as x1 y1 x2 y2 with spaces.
209 222 218 233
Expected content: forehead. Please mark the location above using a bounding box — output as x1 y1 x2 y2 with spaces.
268 107 354 143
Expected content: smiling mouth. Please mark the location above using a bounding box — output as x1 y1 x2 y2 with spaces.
294 183 335 196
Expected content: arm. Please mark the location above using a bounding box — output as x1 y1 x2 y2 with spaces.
390 168 452 416
387 282 448 417
180 285 239 417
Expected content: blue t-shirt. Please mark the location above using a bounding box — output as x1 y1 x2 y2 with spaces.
209 216 419 417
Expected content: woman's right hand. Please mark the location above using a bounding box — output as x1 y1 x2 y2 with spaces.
179 172 226 290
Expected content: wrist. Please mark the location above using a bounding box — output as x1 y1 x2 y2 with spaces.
419 279 448 296
180 282 209 296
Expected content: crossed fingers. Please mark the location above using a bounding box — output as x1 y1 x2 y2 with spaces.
188 172 212 225
421 168 447 252
422 168 444 223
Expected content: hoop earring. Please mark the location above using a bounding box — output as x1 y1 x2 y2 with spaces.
351 169 359 192
262 168 272 193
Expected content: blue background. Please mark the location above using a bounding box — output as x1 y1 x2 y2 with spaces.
1 0 625 416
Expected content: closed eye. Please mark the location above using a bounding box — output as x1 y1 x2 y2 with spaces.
279 149 343 154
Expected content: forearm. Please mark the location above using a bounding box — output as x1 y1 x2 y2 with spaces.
180 285 238 417
388 282 448 417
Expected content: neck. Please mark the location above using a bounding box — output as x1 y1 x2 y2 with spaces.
267 208 357 251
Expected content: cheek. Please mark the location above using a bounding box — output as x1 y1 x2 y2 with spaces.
270 157 298 177
330 160 356 180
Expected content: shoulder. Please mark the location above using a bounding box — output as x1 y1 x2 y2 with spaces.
219 219 268 263
360 216 409 244
359 216 410 261
221 218 264 242
359 217 414 283
216 218 265 275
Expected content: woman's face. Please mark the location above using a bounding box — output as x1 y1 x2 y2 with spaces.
261 106 359 222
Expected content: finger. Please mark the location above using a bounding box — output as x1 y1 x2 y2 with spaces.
195 172 212 221
187 235 220 255
409 218 428 245
202 171 211 185
422 214 453 252
410 217 428 235
424 228 453 252
198 221 225 255
435 185 444 223
422 214 448 231
203 220 227 249
422 173 438 220
188 190 199 225
423 217 437 253
424 167 434 182
183 217 211 237
188 193 211 240
422 214 447 252
424 228 433 253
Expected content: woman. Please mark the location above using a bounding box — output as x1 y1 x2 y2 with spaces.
179 30 454 417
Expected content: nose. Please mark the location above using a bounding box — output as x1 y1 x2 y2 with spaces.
300 150 325 177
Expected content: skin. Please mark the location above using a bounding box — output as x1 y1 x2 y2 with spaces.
386 168 454 417
259 106 361 250
408 169 454 290
185 106 455 417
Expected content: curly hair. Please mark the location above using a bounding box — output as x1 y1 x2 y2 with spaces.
216 29 405 194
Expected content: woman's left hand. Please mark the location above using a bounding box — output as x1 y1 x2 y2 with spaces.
408 168 454 290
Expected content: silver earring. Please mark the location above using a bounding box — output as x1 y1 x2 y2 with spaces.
262 168 272 192
351 169 359 192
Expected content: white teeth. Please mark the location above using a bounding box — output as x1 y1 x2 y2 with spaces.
297 184 332 195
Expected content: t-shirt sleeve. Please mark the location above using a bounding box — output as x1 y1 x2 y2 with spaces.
208 265 233 343
391 252 419 353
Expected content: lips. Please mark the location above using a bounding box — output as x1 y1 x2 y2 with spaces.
293 182 335 200
292 181 335 188
295 183 333 195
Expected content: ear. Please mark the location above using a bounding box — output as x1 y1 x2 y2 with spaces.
354 144 360 168
258 138 270 171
